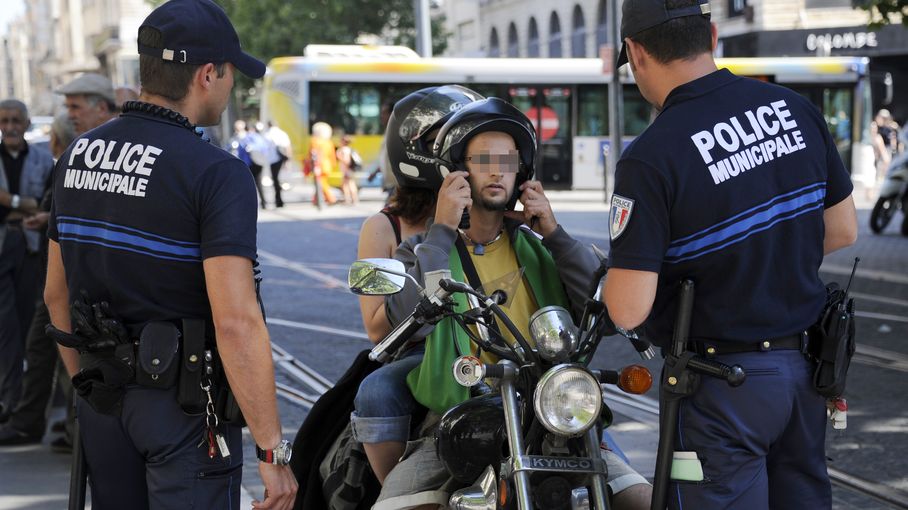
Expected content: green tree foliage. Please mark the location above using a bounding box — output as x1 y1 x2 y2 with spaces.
146 0 448 112
149 0 448 61
854 0 908 27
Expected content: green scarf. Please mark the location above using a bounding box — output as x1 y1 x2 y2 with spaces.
406 229 570 415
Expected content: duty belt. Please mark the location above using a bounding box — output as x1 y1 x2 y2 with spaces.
690 331 808 357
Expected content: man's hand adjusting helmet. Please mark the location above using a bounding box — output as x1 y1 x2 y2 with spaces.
385 85 484 190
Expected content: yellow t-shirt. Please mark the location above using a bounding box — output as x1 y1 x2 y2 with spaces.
464 230 538 364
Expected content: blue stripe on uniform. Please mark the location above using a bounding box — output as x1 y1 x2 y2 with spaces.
58 236 201 263
668 182 826 247
57 222 201 259
56 215 200 247
665 187 825 263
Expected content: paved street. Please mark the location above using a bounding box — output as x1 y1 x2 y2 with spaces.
2 178 907 509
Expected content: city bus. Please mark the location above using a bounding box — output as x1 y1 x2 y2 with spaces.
261 46 873 191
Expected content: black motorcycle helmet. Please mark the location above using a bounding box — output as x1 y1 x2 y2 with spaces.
433 97 537 210
386 85 485 190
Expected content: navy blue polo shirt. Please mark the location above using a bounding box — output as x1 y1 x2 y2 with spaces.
48 109 258 327
608 69 852 346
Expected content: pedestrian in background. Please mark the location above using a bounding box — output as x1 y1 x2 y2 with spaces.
57 73 117 135
267 121 292 206
337 135 359 205
309 121 338 206
44 0 297 507
603 0 857 508
0 99 54 425
0 112 74 448
258 121 286 208
245 121 271 209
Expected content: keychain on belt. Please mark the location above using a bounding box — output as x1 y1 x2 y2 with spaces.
827 397 848 430
197 350 230 459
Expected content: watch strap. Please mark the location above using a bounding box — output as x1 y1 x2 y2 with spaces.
255 439 291 465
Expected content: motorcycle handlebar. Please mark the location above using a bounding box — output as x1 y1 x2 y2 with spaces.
369 314 423 363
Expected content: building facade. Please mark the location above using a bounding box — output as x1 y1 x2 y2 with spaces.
443 0 907 123
0 0 150 115
444 0 612 59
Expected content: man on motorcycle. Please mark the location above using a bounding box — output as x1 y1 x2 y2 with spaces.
368 94 652 509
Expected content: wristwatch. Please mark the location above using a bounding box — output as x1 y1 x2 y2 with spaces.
10 194 20 209
255 439 292 465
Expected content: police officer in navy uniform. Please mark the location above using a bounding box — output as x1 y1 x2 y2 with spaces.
44 1 297 508
602 0 858 508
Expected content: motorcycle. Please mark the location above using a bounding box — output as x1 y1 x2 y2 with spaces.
870 150 908 235
348 254 656 510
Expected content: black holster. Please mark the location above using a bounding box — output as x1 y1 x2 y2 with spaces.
809 283 856 398
177 319 208 414
74 345 136 416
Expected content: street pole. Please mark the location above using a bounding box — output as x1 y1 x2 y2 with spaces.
415 0 433 58
607 0 624 203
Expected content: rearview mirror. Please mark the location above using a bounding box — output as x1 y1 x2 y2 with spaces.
348 258 407 295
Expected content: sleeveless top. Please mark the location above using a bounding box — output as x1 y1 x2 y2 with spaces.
379 208 402 246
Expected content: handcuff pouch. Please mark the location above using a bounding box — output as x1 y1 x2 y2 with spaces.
136 321 181 389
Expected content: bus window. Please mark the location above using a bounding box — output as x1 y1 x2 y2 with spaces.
576 85 654 136
823 87 853 166
789 84 854 171
577 85 607 136
623 87 654 136
309 83 382 135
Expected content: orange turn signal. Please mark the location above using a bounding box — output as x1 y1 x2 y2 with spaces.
498 478 509 507
618 365 653 394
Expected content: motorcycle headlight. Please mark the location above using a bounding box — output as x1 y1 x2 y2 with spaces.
529 306 578 361
533 365 602 436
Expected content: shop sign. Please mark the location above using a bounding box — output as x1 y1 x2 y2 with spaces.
806 31 878 52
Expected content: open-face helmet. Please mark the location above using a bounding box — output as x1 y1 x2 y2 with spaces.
433 97 537 209
386 85 485 190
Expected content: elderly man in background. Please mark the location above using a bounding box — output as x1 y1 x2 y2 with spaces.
57 73 117 134
0 99 54 424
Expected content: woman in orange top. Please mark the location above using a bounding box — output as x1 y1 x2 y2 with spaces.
309 121 338 205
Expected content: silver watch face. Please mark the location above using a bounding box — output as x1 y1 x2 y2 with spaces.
278 440 292 464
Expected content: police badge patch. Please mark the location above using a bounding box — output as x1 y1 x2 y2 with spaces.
609 195 634 240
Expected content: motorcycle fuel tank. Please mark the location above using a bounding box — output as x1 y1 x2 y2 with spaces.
436 394 506 483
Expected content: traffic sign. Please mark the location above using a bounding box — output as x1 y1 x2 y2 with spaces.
526 106 560 141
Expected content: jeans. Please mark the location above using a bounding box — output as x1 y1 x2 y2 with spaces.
350 348 424 443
